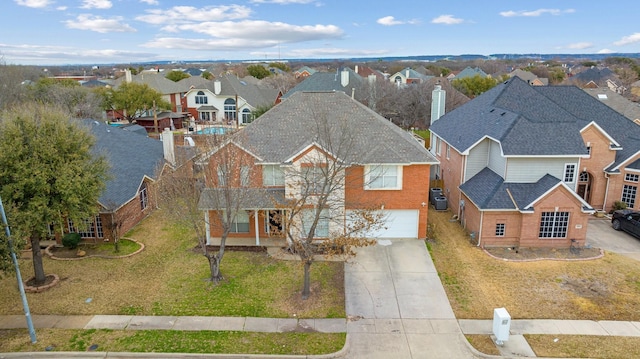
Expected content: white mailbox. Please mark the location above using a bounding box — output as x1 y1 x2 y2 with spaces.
492 307 511 345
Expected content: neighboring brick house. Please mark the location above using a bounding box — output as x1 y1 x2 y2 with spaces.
182 73 281 126
55 120 192 244
508 69 548 86
112 70 184 114
428 77 640 248
197 91 438 245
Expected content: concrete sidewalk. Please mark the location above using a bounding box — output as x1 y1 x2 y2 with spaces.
0 314 346 333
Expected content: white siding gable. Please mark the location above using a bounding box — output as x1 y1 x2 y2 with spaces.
506 157 580 183
465 138 490 182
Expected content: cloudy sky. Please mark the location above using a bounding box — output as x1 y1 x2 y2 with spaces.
2 0 640 65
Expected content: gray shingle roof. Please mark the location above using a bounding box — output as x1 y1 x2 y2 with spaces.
460 168 561 210
231 91 438 165
582 87 640 122
282 68 364 99
198 188 285 210
113 73 182 95
205 74 280 108
430 77 640 168
84 120 165 209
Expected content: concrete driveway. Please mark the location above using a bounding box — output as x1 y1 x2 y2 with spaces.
587 217 640 261
344 239 478 359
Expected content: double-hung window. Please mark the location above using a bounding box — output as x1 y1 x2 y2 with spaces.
563 164 577 183
303 165 324 195
228 211 250 233
301 209 329 238
263 165 284 186
367 165 401 190
139 182 148 210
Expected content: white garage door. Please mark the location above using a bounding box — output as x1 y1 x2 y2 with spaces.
347 209 419 239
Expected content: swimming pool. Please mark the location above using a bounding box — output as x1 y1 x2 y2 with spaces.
194 126 230 135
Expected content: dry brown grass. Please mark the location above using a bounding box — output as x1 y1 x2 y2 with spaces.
428 209 640 321
525 335 640 359
464 335 501 356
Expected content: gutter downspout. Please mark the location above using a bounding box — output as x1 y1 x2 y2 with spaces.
477 211 483 247
459 154 467 219
603 173 610 212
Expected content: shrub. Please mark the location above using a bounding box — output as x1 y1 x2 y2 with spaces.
62 232 82 249
613 201 628 211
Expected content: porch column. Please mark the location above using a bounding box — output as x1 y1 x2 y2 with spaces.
254 209 260 246
204 211 211 245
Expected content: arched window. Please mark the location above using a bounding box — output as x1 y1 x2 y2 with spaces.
241 108 252 124
195 90 208 104
224 98 236 122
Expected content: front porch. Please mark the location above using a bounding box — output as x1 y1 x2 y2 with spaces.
206 236 287 248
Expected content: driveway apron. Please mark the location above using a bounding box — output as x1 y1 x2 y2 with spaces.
344 239 478 358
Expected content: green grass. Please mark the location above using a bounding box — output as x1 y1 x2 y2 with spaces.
0 329 346 355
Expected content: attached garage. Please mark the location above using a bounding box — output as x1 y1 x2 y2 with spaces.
347 209 419 239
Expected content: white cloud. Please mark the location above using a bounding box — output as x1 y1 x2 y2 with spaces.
499 9 575 17
431 15 463 25
0 43 157 65
136 5 251 25
176 20 342 41
139 0 158 4
614 33 640 46
64 14 136 33
14 0 52 8
80 0 112 9
565 42 593 50
284 47 388 58
597 48 614 54
143 20 343 51
377 16 419 26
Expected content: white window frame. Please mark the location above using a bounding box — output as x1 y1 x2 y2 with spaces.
217 165 227 186
622 184 637 208
625 173 639 183
436 138 441 155
139 182 148 210
240 165 250 187
227 210 250 233
365 165 402 190
446 144 450 160
195 91 208 104
563 163 577 183
539 211 570 239
495 223 505 237
301 209 329 238
262 165 284 186
224 98 236 122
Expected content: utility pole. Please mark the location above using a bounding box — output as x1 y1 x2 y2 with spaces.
0 197 36 343
153 100 159 134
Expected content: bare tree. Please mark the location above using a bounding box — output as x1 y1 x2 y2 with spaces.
260 72 299 95
158 132 260 283
276 109 386 299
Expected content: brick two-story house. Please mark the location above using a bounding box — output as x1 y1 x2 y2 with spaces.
428 77 640 248
197 91 438 245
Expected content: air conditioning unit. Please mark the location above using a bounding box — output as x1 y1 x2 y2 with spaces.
434 196 448 211
430 188 443 205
